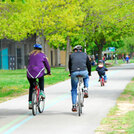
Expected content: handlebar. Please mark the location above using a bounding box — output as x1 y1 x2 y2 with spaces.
44 73 51 76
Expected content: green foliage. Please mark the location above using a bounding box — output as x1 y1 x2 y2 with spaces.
81 0 134 57
0 0 85 46
2 0 25 3
0 0 133 52
117 36 134 54
0 67 69 100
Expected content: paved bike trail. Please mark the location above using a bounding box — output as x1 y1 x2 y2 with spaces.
0 63 134 134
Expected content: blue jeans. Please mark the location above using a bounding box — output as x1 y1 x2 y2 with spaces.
71 70 89 105
99 74 107 81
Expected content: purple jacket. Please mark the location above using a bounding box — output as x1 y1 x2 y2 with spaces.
27 52 50 79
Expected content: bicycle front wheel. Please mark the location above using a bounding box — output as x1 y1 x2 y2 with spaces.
78 92 82 116
102 78 105 86
100 79 103 86
38 96 45 113
32 91 37 116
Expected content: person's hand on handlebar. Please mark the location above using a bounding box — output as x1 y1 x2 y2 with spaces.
44 73 51 75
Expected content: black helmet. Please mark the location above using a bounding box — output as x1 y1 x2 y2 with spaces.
73 45 82 51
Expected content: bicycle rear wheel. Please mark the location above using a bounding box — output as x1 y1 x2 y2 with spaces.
78 92 82 116
32 91 37 116
38 96 45 113
81 89 84 107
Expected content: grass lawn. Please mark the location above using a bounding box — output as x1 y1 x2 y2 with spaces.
0 67 69 102
0 66 97 102
95 78 134 134
106 59 134 65
0 60 133 103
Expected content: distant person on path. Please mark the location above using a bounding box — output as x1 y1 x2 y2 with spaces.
95 54 98 64
102 55 106 65
68 45 91 112
96 60 108 82
27 44 51 109
125 55 129 64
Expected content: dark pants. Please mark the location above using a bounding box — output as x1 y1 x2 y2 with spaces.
98 72 105 78
27 76 44 101
97 72 107 81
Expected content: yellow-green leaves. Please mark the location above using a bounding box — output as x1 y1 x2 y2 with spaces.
0 0 133 50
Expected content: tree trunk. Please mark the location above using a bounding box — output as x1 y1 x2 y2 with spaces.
95 39 105 63
96 42 103 62
65 36 71 71
36 35 46 53
55 48 60 67
98 45 103 61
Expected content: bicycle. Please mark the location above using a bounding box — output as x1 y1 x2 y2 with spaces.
76 75 85 116
100 76 105 86
32 79 45 116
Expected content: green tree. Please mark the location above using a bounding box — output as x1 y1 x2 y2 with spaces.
117 36 134 56
81 0 134 60
0 0 85 70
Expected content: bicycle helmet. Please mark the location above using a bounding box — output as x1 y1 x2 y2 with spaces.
98 60 103 63
73 45 82 51
33 44 42 49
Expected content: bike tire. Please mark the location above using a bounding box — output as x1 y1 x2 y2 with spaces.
32 91 37 116
81 89 84 107
38 96 45 113
101 79 103 86
103 81 105 86
78 92 82 116
101 78 105 86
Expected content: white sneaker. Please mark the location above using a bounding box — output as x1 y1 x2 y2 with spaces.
29 101 32 109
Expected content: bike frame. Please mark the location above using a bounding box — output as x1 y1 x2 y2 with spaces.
34 81 40 102
100 76 105 86
32 75 48 116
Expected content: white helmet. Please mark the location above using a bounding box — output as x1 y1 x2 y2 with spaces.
73 45 82 51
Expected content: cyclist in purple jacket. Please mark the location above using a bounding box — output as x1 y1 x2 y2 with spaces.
27 44 51 109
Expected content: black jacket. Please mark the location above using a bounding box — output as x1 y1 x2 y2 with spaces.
68 51 91 75
96 66 108 75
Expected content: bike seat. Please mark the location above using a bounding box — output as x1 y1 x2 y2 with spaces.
76 75 83 78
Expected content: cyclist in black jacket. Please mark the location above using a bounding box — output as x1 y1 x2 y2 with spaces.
68 45 91 112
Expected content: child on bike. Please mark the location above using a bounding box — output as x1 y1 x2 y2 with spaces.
96 60 108 82
27 44 51 109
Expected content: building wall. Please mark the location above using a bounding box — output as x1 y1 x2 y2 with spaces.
0 39 16 69
60 50 66 66
0 35 63 69
0 35 36 69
